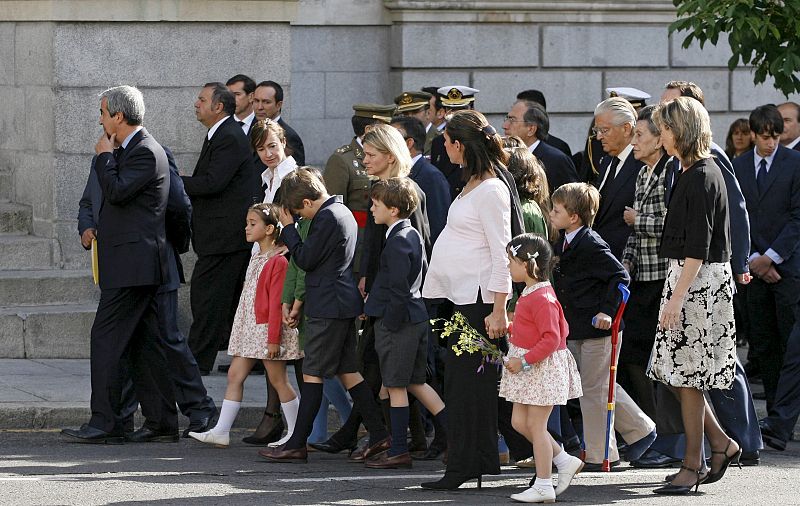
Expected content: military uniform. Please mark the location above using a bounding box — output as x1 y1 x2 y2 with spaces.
424 125 443 157
429 85 479 199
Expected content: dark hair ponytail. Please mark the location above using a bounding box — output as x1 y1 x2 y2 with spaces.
506 233 553 281
445 110 507 181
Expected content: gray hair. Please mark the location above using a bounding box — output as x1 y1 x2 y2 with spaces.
636 105 661 137
99 85 145 125
594 97 636 128
518 100 550 140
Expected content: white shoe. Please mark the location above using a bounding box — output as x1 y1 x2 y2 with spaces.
267 432 292 448
510 484 556 503
555 455 584 496
188 430 229 447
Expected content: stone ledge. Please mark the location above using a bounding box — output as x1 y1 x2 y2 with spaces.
0 0 298 22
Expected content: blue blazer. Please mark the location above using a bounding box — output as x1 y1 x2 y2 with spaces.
364 220 428 331
409 156 451 244
552 227 630 341
593 154 643 260
532 140 579 192
733 145 800 277
281 195 363 319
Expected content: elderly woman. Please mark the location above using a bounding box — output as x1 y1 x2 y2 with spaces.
648 97 740 495
619 105 669 419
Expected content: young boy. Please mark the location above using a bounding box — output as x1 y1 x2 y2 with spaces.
362 178 447 469
259 168 389 463
549 182 656 469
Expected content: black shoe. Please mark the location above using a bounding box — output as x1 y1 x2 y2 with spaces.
182 416 213 438
61 424 124 445
242 414 284 445
759 419 788 451
421 474 482 490
125 426 179 443
308 437 358 455
653 464 707 495
581 460 620 472
412 445 446 461
740 450 760 466
631 449 681 468
704 438 742 484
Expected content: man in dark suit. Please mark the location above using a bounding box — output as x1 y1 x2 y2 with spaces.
778 102 800 152
78 147 217 440
62 85 177 443
591 97 643 260
429 85 478 200
502 100 579 192
515 89 572 157
226 74 256 136
183 82 259 374
253 80 305 165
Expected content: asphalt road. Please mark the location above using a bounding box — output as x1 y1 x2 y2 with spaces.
1 430 799 506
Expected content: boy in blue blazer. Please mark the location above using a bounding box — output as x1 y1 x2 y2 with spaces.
362 178 448 469
260 168 389 463
550 182 655 470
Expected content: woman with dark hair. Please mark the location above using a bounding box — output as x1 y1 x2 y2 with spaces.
421 110 516 490
649 97 740 495
724 118 753 159
504 140 555 240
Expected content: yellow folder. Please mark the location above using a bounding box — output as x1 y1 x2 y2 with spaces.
91 238 99 285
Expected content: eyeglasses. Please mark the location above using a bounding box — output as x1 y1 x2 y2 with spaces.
591 126 615 137
504 116 525 124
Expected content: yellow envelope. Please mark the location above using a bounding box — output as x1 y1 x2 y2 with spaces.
91 238 99 285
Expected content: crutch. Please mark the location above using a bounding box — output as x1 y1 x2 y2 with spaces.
601 282 631 472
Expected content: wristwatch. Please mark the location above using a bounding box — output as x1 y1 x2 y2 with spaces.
521 356 532 372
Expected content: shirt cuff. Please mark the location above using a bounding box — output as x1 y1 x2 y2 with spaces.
765 248 784 265
747 252 761 263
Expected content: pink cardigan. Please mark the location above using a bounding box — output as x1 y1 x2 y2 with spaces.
509 284 569 364
253 254 289 345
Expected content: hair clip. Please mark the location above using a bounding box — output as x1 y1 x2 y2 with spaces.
526 251 539 261
509 244 521 256
482 124 497 136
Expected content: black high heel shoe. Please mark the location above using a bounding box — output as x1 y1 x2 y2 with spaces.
654 464 707 495
421 474 482 490
242 412 284 445
704 439 742 484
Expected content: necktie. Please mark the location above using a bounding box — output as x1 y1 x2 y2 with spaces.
600 157 620 197
562 238 570 253
238 121 245 126
113 146 124 161
757 158 768 195
199 136 211 159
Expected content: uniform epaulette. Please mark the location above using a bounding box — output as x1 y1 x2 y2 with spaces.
336 143 353 154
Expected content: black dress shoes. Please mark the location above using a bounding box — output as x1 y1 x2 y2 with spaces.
581 460 620 472
125 426 179 443
412 445 446 461
182 417 213 438
740 450 760 466
309 437 358 455
759 419 787 451
61 424 124 445
631 449 681 468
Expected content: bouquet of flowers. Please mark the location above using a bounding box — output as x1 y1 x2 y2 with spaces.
431 311 507 373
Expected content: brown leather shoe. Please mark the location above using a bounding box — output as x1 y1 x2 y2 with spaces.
366 451 412 469
348 436 391 463
258 445 308 463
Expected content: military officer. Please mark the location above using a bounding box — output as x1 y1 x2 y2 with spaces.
394 91 432 125
323 102 396 276
428 85 478 199
421 86 446 157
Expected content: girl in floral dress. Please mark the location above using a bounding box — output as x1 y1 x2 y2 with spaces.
499 233 583 504
189 203 303 447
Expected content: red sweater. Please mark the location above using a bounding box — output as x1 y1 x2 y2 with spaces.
509 284 569 364
253 254 289 345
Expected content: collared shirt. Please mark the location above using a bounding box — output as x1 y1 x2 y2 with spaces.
235 111 255 134
564 226 585 247
425 122 432 133
597 143 633 191
207 115 230 140
410 153 423 166
260 156 298 204
527 140 541 154
788 136 800 150
385 219 402 239
749 148 783 265
120 126 143 149
437 122 446 132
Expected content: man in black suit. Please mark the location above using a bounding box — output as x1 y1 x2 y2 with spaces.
183 82 259 374
502 100 579 192
515 89 572 157
253 80 305 165
62 85 177 443
226 74 256 136
591 97 643 260
778 102 800 152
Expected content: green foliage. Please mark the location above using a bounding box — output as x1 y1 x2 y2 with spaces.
671 0 800 97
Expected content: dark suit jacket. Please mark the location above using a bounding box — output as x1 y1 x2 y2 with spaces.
532 140 579 192
361 179 431 292
593 152 643 260
409 155 451 244
81 147 190 292
280 195 363 319
734 145 800 277
430 133 464 201
793 141 800 152
552 227 630 340
93 128 169 290
363 219 428 331
182 116 259 256
278 117 305 166
544 133 572 158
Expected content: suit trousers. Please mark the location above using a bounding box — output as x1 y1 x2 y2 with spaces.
89 285 177 434
762 309 800 441
746 277 800 408
568 335 655 463
188 250 250 372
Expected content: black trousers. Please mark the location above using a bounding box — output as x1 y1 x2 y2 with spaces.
89 286 177 434
188 250 250 372
764 311 800 440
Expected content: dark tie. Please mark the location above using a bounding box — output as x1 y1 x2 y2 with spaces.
199 136 211 159
238 121 245 127
600 157 620 197
757 158 768 195
113 146 124 161
562 238 570 253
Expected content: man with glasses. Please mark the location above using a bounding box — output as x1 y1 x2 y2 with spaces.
502 100 578 192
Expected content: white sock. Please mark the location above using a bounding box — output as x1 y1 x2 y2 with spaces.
534 477 553 489
210 399 241 434
272 397 300 446
552 449 572 470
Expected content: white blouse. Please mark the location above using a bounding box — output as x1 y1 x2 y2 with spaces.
253 156 297 255
422 177 512 305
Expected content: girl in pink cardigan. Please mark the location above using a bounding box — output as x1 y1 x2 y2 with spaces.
190 203 303 447
500 233 583 503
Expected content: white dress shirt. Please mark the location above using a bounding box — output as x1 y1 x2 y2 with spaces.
235 111 255 135
261 156 298 204
120 126 143 148
597 143 633 191
207 116 230 140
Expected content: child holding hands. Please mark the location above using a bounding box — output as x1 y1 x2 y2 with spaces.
501 233 583 503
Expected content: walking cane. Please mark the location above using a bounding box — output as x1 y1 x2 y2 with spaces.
601 282 631 472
